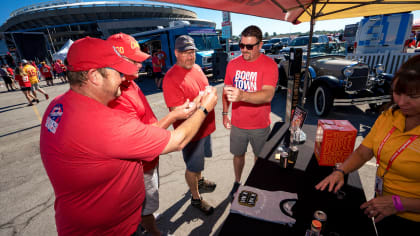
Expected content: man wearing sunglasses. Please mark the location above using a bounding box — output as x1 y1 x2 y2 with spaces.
223 25 279 200
39 36 218 236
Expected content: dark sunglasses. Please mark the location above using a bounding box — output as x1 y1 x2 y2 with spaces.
239 41 260 50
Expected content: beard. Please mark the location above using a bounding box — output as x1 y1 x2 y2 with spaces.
242 52 251 61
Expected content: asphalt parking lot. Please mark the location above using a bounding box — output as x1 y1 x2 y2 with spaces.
0 77 379 236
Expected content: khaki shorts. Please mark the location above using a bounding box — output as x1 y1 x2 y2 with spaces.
31 83 40 91
230 125 271 157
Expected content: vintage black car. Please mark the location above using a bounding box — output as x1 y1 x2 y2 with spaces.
277 42 393 116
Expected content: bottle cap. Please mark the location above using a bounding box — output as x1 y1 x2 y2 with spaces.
312 220 322 229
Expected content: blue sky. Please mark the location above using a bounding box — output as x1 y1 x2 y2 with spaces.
1 0 420 36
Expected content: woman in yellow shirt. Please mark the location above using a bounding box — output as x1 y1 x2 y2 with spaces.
316 55 420 235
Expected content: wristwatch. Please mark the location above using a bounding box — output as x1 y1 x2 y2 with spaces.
199 106 208 116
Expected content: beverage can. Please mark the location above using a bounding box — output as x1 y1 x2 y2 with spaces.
287 145 298 168
274 146 283 160
313 210 327 232
280 151 288 168
310 220 322 236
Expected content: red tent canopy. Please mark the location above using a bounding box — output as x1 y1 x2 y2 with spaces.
151 0 420 24
151 0 420 105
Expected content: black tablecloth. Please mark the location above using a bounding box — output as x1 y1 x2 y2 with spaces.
219 122 376 236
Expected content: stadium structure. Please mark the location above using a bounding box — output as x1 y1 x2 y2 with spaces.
0 0 215 60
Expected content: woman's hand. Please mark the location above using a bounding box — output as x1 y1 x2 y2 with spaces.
360 195 397 222
315 170 345 193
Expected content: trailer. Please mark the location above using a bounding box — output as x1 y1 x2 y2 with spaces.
354 12 413 54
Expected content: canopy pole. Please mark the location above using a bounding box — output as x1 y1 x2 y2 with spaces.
301 1 316 106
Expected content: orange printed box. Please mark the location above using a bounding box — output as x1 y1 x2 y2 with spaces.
314 120 357 166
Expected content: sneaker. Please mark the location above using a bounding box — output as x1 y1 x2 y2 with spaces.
36 99 40 103
27 103 33 106
191 197 214 215
198 177 216 193
229 182 241 201
153 212 161 222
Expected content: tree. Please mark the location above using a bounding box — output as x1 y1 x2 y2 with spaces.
264 32 269 38
273 32 277 36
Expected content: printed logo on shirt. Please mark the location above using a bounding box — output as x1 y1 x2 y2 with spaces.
233 70 258 92
22 76 29 83
45 104 63 134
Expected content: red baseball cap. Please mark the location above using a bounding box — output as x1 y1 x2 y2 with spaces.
107 33 150 62
66 37 137 75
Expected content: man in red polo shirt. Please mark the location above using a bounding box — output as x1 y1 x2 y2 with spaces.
40 36 217 236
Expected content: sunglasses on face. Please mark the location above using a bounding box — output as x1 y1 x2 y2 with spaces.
239 41 260 50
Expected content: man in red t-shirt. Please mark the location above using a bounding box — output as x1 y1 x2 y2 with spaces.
157 48 167 72
41 62 54 86
107 33 196 236
223 25 278 199
163 35 217 215
152 51 163 89
39 36 217 236
5 65 18 90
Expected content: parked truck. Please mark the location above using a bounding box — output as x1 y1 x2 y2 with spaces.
343 23 358 52
354 12 413 54
132 22 222 75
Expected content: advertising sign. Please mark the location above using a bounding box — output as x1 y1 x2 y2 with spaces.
222 11 232 39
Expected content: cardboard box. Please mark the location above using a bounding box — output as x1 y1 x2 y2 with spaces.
314 120 357 166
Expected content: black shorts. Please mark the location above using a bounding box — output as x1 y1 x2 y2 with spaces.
45 77 53 81
3 76 13 84
21 87 31 92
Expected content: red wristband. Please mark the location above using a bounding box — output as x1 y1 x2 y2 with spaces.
392 195 404 211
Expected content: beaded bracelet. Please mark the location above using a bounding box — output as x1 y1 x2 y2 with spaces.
222 112 229 115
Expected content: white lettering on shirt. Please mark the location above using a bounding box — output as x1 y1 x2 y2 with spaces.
234 70 257 92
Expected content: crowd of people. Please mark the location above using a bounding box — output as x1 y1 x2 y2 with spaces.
35 24 419 236
0 58 70 105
